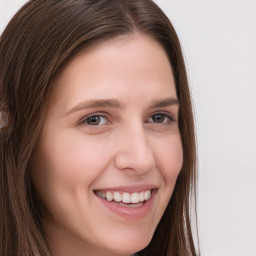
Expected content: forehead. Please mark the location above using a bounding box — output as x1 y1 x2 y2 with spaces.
50 34 176 109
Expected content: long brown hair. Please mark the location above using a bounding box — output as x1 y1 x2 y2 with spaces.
0 0 198 255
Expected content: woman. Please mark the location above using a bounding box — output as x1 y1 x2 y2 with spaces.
0 0 198 255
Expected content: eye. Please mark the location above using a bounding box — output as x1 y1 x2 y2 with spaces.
80 115 109 126
148 113 174 124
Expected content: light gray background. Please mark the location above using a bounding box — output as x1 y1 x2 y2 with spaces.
1 0 255 255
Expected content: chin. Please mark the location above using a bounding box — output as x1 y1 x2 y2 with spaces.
101 228 153 255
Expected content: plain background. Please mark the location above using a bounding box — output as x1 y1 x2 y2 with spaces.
0 0 255 255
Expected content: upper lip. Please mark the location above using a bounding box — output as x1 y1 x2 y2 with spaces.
94 184 158 193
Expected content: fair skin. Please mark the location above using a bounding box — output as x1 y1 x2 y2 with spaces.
31 34 183 256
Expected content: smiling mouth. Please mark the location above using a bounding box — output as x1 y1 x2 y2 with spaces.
94 189 152 208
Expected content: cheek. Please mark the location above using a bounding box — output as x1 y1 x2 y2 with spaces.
40 131 108 181
30 131 110 211
149 133 183 227
154 134 183 185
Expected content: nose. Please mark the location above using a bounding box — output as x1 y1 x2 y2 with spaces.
114 125 156 174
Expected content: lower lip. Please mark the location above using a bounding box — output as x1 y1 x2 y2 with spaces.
95 190 157 220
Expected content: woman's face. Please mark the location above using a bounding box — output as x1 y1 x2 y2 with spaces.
31 35 183 256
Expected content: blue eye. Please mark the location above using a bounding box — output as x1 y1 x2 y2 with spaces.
83 115 109 126
149 114 174 124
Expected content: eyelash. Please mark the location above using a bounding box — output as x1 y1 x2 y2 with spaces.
79 115 109 126
147 113 175 124
78 112 175 127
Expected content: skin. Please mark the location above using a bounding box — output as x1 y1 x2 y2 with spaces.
31 34 183 256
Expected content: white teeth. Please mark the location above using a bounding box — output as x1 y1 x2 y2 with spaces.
139 192 144 201
122 193 131 203
96 189 152 204
131 192 140 203
106 191 113 202
145 190 150 201
113 191 122 202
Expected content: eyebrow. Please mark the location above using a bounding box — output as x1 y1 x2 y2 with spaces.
65 97 180 116
65 99 123 116
149 98 180 108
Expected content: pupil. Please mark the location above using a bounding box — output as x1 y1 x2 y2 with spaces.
88 116 100 125
153 114 164 123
